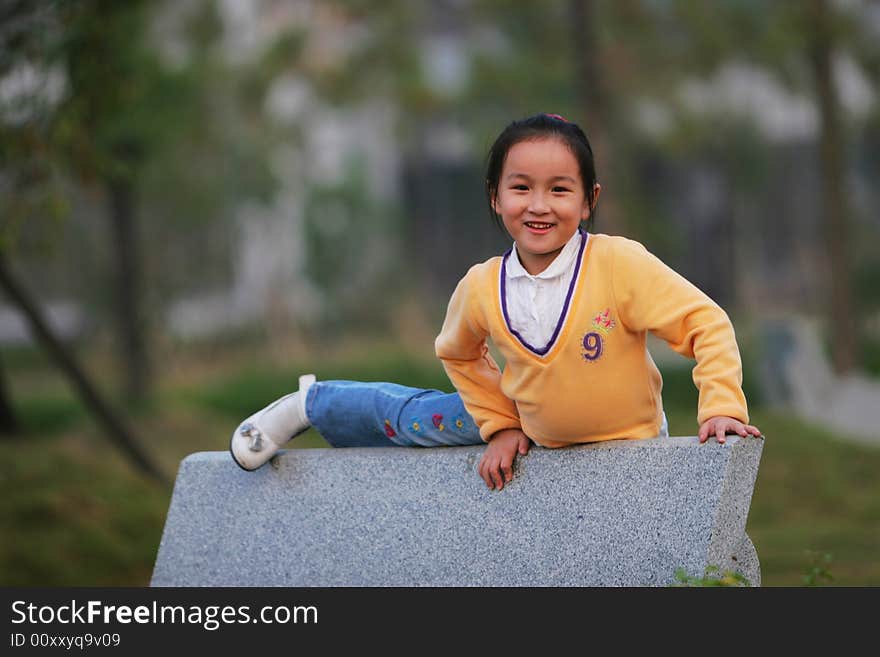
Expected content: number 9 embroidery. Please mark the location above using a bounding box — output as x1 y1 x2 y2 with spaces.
582 331 603 362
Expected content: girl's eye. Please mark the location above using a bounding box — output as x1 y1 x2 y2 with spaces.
552 186 571 193
512 184 528 191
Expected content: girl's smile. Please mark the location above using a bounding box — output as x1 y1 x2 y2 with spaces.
523 221 554 233
492 137 600 275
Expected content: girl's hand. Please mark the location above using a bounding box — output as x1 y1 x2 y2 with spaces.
698 416 762 444
479 428 531 491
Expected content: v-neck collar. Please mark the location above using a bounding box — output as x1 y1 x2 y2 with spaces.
498 229 589 358
507 229 583 281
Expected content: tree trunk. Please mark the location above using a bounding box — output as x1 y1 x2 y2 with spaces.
0 351 21 435
569 0 624 235
107 176 150 403
809 0 856 374
0 252 166 483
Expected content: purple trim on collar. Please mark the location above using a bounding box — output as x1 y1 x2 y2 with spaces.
500 229 588 356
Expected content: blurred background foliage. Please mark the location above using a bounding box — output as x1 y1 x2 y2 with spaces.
0 0 878 585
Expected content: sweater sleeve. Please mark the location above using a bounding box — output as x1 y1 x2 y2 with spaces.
434 266 521 441
610 238 749 425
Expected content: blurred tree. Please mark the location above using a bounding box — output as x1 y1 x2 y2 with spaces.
0 354 19 434
226 0 424 332
608 1 868 373
668 0 866 373
24 0 259 396
0 255 165 482
0 0 167 478
568 0 625 235
52 0 168 403
808 0 856 374
465 0 678 237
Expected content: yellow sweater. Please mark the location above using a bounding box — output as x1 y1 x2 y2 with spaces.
434 232 749 448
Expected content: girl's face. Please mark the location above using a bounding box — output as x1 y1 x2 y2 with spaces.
492 137 600 275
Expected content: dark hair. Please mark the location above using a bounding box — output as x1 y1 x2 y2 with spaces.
485 113 599 231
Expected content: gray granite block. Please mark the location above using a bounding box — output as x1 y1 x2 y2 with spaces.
151 435 763 587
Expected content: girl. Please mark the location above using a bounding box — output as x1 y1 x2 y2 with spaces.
230 113 761 490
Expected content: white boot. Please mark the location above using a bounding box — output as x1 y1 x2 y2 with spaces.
229 374 316 471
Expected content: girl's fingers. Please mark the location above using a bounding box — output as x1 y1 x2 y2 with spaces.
491 462 504 490
481 455 496 489
478 458 492 489
700 419 763 444
501 455 513 482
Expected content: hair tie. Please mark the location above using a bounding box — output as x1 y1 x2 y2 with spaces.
545 113 568 122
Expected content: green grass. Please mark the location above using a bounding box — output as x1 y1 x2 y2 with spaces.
0 434 168 586
15 394 88 435
861 335 880 378
1 345 878 586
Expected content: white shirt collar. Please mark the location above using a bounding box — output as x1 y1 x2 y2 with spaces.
507 229 583 280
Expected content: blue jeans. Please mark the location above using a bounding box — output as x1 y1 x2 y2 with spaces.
304 380 669 447
305 381 484 447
